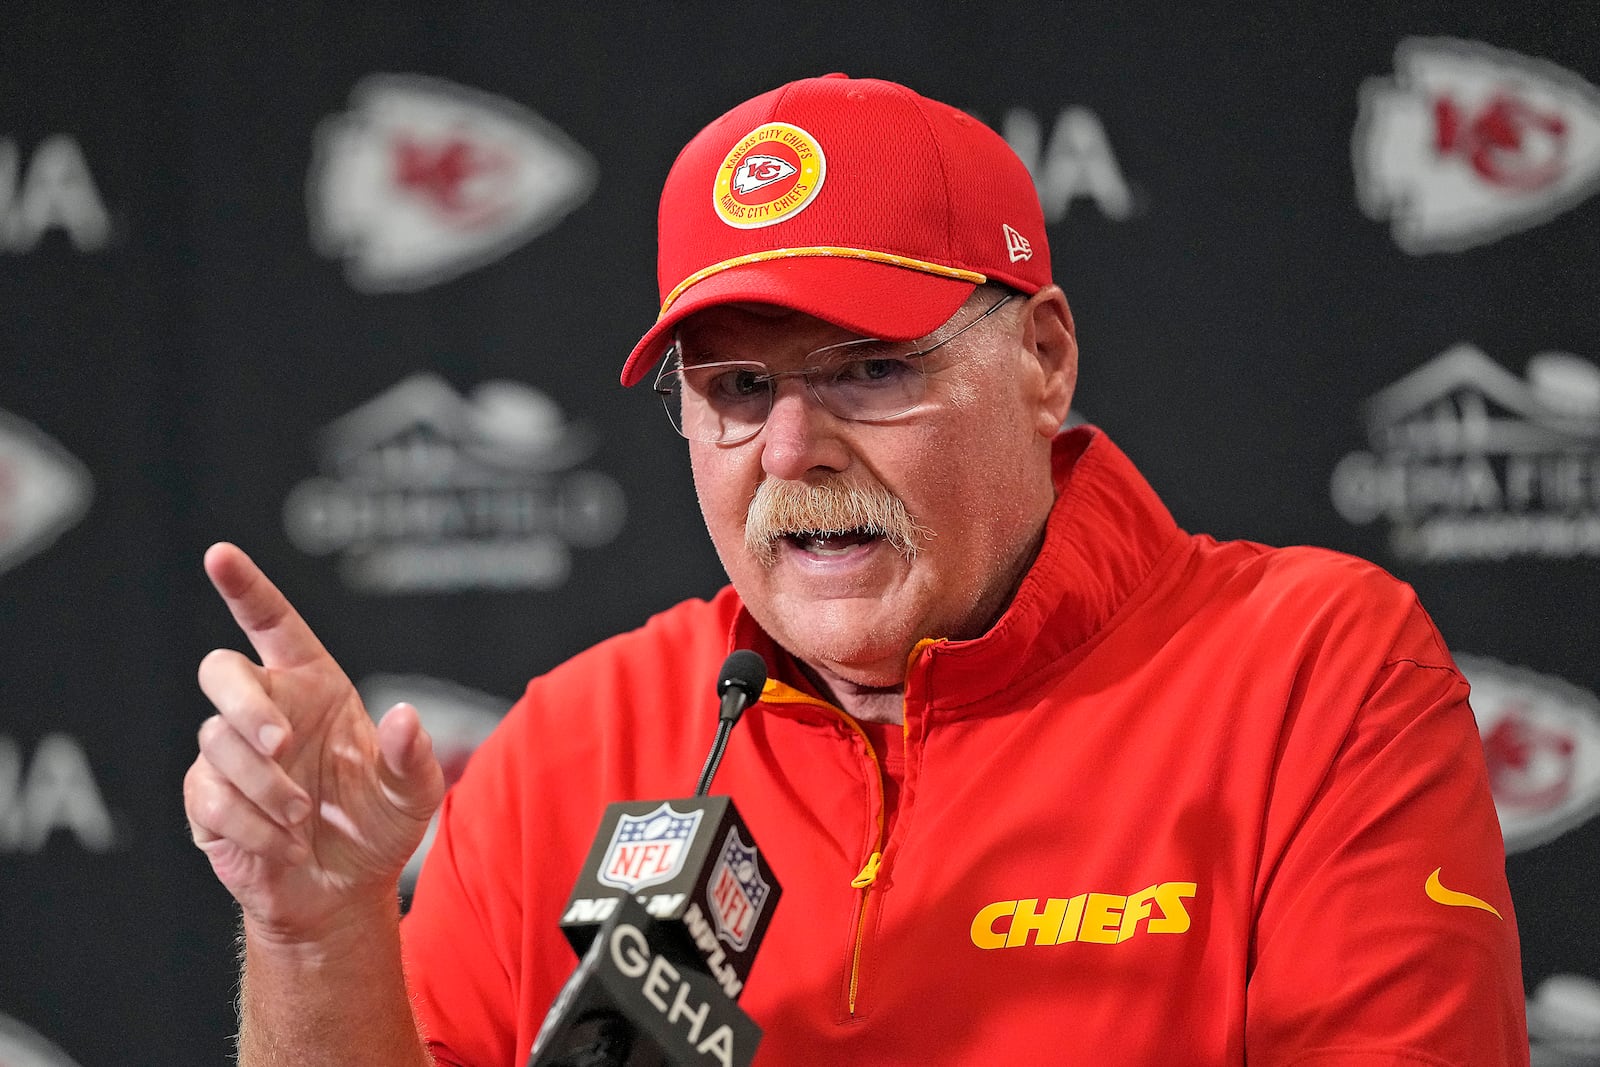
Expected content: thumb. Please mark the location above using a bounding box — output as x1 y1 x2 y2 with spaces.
375 702 446 821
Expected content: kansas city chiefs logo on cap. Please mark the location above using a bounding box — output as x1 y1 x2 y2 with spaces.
731 154 798 195
714 123 826 229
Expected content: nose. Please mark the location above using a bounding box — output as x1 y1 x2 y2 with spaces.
759 378 851 480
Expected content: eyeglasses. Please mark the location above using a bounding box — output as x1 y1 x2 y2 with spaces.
655 293 1017 445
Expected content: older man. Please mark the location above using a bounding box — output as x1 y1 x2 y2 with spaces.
185 75 1527 1065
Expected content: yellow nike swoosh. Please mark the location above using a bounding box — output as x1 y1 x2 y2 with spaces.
1425 867 1502 919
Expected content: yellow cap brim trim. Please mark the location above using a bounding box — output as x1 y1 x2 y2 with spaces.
658 247 987 318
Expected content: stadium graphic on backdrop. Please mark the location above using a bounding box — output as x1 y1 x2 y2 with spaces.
282 373 626 593
1330 344 1600 561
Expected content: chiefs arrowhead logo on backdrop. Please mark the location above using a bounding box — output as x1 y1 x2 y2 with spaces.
1355 38 1600 253
357 673 508 892
1459 654 1600 852
308 73 597 291
0 1012 86 1067
0 409 92 577
1526 973 1600 1060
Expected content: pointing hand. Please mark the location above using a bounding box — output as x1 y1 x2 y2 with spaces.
183 543 445 941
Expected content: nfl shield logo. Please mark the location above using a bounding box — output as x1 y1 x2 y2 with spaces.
707 827 770 951
597 802 703 892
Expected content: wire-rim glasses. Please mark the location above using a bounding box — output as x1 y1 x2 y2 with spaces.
655 293 1017 445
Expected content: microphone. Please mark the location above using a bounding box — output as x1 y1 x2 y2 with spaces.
529 651 781 1067
695 650 767 797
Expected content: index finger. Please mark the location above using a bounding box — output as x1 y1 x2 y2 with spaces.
204 542 330 670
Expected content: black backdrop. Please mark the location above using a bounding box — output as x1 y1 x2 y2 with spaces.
3 4 1599 1064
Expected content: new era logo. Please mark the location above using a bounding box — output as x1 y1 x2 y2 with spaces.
1003 223 1033 262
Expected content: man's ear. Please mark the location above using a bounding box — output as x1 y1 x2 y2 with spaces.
1020 285 1078 438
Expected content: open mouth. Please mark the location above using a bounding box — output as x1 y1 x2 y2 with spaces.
785 527 882 555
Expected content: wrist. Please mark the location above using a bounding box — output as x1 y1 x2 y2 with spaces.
236 892 429 1067
241 892 402 967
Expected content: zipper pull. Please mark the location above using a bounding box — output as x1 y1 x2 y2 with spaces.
851 851 883 888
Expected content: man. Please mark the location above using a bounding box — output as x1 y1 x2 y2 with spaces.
184 74 1528 1065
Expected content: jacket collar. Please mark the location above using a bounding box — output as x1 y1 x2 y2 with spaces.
729 426 1185 715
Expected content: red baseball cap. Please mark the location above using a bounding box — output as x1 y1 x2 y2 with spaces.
620 73 1054 386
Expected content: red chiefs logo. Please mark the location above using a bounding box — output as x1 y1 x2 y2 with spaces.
1433 91 1567 191
309 73 597 292
1484 705 1576 810
714 123 825 229
728 147 802 204
1355 38 1600 254
392 134 515 227
1458 654 1600 853
731 154 798 196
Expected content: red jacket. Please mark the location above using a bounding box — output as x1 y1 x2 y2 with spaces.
403 427 1527 1065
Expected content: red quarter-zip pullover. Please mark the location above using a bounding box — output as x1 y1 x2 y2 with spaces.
402 427 1526 1066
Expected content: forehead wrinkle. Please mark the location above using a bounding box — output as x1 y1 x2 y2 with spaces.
677 302 864 370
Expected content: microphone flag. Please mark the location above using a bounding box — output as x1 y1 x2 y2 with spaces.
558 795 781 998
531 652 777 1066
530 892 762 1067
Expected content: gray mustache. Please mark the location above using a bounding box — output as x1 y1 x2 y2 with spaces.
744 479 930 565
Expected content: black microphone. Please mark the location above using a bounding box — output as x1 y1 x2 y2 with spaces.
695 650 767 797
529 651 780 1067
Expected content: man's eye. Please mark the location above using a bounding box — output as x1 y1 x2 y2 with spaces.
703 368 769 402
833 356 916 386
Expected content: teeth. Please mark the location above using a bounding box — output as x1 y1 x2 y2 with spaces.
786 528 877 555
787 528 845 543
805 537 854 555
